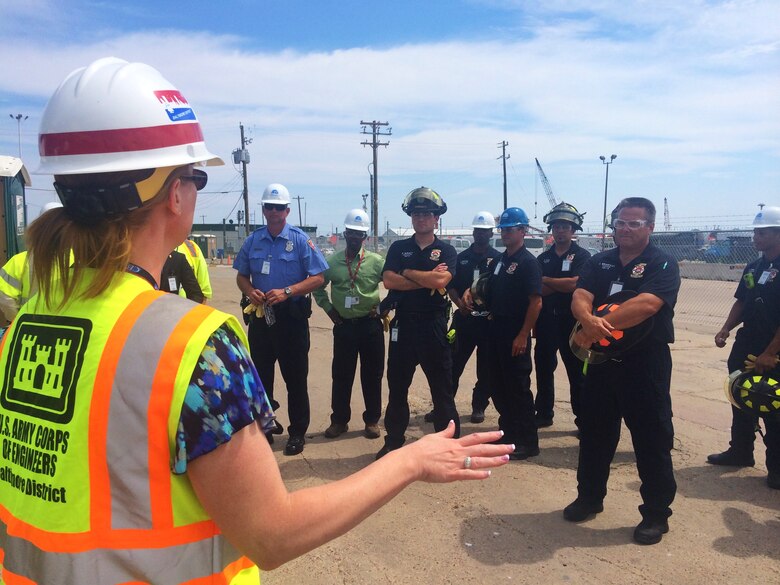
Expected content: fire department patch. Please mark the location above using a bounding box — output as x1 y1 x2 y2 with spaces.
769 268 778 282
307 239 315 251
430 249 441 261
630 263 646 278
567 254 575 262
507 262 518 275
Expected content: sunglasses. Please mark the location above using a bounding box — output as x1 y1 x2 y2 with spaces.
179 169 208 191
263 203 288 211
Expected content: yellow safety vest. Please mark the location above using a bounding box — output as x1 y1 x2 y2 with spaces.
177 240 212 299
0 270 259 584
0 252 32 322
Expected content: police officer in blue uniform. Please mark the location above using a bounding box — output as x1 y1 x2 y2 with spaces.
479 207 543 460
534 203 591 429
234 183 328 456
564 197 681 545
377 187 460 459
710 206 780 489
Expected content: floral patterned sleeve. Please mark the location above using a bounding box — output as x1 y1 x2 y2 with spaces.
173 323 276 474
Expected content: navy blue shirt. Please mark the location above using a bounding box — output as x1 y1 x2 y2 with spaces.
538 242 591 316
383 236 457 313
448 244 501 299
485 246 543 321
735 254 780 347
577 244 680 345
233 223 328 291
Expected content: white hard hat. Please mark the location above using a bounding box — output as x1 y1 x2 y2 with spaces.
344 208 370 232
36 57 223 175
471 211 496 229
39 201 63 217
753 207 780 228
261 183 290 205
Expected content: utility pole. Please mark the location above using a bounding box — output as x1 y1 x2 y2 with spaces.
233 123 252 237
497 141 510 209
361 120 391 251
293 195 304 226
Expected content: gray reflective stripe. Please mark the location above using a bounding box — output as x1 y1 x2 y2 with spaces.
0 521 244 585
0 267 22 291
107 293 197 530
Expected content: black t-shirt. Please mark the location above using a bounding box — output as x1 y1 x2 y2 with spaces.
577 243 680 344
735 254 780 347
448 244 501 299
485 246 542 320
538 241 591 315
382 236 457 313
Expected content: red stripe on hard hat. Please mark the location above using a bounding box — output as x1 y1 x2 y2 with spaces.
39 123 205 156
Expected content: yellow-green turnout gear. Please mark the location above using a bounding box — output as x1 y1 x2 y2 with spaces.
0 271 259 584
177 240 212 299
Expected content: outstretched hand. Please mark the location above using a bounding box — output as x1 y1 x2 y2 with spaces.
404 421 512 483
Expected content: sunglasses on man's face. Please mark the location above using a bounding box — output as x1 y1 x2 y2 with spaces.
263 203 288 211
179 169 208 191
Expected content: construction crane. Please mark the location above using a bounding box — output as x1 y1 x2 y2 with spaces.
663 197 671 231
535 158 557 208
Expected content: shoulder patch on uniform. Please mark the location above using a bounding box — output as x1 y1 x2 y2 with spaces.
1 314 92 424
307 239 315 250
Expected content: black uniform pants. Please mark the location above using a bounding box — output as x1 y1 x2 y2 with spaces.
533 310 584 424
487 319 538 449
330 317 384 426
383 313 460 448
576 344 676 521
451 310 492 412
248 308 310 437
726 332 780 473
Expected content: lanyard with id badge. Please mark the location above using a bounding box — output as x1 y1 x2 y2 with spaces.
344 248 365 309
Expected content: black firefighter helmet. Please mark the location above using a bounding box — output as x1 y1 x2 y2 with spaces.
725 370 780 418
569 290 654 365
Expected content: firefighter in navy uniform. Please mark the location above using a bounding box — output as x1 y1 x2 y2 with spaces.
564 197 681 546
534 202 591 429
377 187 460 459
709 206 780 490
425 211 500 424
477 207 543 460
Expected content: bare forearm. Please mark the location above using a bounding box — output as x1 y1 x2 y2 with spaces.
604 295 663 330
289 273 325 297
403 268 452 289
384 271 423 291
521 296 542 335
542 276 578 293
720 300 744 333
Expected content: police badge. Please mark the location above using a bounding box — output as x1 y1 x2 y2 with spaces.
285 240 294 252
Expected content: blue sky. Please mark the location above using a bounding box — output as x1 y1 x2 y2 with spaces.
1 0 778 234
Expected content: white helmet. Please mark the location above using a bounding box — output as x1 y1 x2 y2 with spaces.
39 201 63 217
471 211 496 229
753 207 780 228
261 183 290 205
344 208 370 232
36 57 223 175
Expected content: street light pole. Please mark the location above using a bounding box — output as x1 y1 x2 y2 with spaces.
599 154 617 250
9 114 28 159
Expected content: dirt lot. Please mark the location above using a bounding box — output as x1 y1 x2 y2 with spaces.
207 266 779 585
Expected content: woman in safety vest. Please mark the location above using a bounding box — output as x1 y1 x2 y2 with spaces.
0 58 512 584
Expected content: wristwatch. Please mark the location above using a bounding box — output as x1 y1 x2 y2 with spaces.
284 286 293 296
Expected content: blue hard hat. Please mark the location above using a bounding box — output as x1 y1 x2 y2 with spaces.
497 207 530 228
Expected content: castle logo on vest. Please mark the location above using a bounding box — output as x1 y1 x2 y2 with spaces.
1 315 91 424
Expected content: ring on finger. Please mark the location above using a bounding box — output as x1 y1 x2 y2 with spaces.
463 456 472 469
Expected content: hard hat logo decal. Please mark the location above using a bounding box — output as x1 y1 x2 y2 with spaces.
154 90 196 122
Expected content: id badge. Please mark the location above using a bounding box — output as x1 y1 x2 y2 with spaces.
493 261 503 275
562 260 572 272
608 281 623 296
473 268 480 283
759 271 771 285
390 327 399 342
344 296 352 309
168 277 177 290
261 261 271 275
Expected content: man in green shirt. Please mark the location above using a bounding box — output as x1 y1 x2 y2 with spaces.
313 209 386 439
